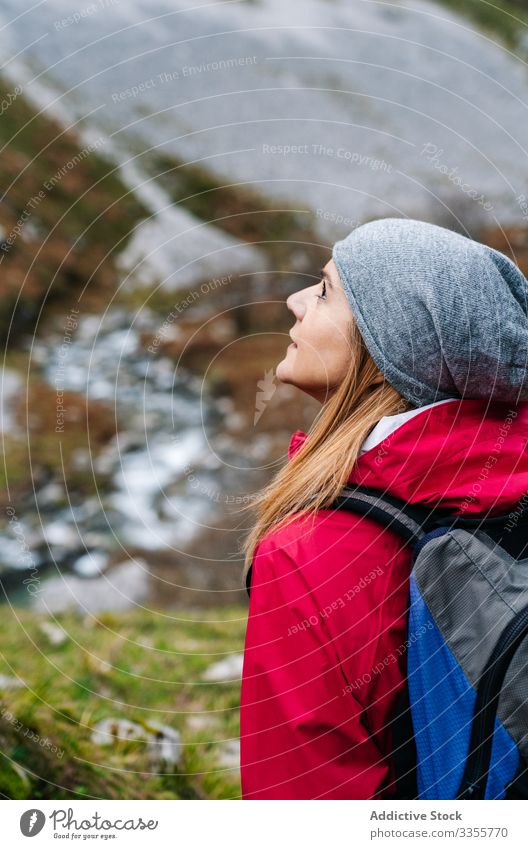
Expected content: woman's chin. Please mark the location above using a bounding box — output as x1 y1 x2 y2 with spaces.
276 356 295 384
277 343 303 383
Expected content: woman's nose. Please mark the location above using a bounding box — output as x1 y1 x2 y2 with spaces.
286 290 306 319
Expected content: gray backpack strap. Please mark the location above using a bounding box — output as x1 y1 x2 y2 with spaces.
332 484 450 545
245 485 450 597
333 485 528 555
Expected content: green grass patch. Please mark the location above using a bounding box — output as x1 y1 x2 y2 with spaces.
435 0 528 49
0 605 248 799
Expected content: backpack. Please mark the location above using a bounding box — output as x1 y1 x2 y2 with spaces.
244 484 528 799
329 483 528 800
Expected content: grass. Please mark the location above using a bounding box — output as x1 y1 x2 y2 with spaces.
435 0 528 50
0 604 248 800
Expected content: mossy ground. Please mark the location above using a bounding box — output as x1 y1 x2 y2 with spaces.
0 605 247 800
436 0 528 50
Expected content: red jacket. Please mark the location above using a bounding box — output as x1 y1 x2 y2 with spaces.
240 398 528 799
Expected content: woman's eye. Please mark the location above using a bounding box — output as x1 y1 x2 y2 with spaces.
316 280 327 300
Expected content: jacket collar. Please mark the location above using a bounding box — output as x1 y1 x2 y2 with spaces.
288 398 457 461
287 398 528 513
358 397 458 455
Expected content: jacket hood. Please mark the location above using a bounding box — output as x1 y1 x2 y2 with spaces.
288 398 528 515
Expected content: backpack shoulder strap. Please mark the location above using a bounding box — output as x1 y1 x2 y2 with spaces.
332 484 430 800
244 484 452 598
334 485 528 558
330 484 451 545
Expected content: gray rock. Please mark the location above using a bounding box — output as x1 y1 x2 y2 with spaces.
91 717 182 770
33 559 149 614
186 714 218 731
0 674 25 690
0 368 22 433
202 653 244 682
38 621 68 646
217 739 240 770
91 718 144 746
72 550 109 577
144 721 182 770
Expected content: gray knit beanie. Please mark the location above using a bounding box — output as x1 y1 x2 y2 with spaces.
332 218 528 407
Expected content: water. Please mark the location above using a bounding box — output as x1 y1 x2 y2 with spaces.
0 302 274 603
0 308 210 581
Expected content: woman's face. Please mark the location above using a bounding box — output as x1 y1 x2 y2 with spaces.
276 259 359 403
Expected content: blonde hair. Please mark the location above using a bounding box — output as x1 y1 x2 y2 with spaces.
240 320 413 580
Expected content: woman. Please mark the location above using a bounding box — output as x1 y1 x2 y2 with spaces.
239 217 528 800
